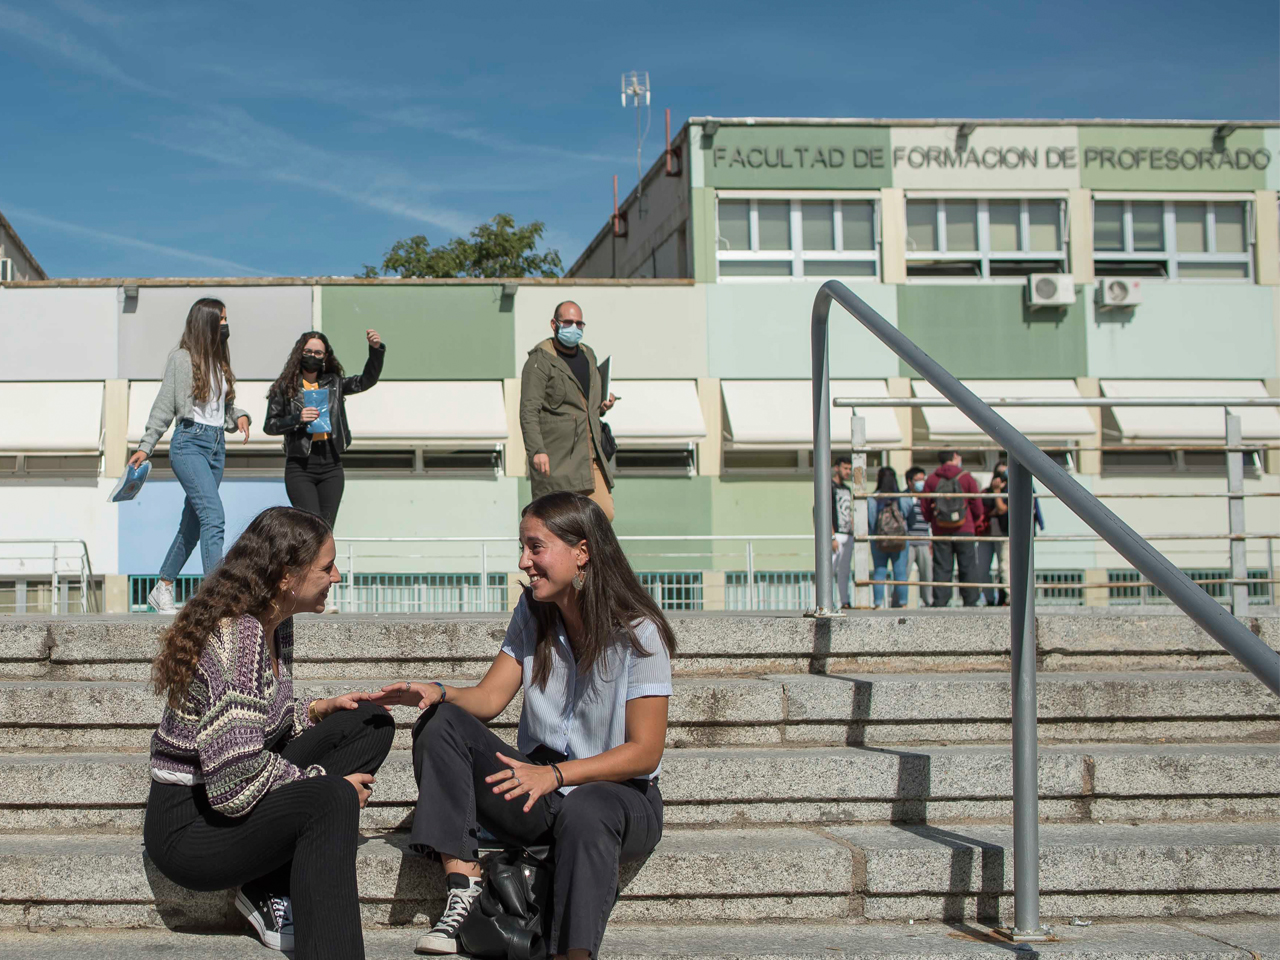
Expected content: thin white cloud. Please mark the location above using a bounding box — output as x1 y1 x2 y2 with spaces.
2 205 276 276
0 2 172 99
140 105 479 236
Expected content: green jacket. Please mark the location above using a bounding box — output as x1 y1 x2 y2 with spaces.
519 339 614 498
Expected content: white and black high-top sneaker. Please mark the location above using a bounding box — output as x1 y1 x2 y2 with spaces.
235 886 294 952
415 873 482 955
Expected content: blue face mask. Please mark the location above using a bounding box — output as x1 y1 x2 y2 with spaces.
555 323 583 348
912 480 924 492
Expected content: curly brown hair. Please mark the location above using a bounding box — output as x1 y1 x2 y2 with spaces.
152 506 332 708
267 330 345 404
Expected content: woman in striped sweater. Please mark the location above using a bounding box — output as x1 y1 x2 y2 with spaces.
144 506 393 959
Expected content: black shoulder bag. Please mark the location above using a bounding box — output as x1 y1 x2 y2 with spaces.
599 421 618 463
456 847 554 960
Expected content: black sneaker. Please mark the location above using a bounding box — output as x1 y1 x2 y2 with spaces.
416 873 482 955
235 886 295 952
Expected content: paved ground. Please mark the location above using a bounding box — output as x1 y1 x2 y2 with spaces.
0 920 1274 958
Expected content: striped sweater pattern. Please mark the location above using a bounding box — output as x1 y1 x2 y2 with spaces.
149 614 322 817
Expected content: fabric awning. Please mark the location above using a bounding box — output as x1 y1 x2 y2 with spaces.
722 380 902 448
128 381 277 449
345 382 508 448
914 380 1097 441
1100 380 1280 442
603 381 706 448
0 382 103 454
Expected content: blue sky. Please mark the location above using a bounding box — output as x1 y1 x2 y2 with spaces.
2 0 1276 279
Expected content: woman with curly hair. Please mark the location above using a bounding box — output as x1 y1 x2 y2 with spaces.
128 298 252 613
144 506 394 959
264 328 385 529
375 491 675 960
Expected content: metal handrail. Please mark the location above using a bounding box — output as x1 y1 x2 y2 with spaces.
0 538 97 614
811 280 1280 941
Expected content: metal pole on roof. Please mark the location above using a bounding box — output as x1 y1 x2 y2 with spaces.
1226 414 1248 615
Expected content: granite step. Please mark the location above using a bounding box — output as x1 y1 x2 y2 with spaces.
0 671 1273 753
4 611 1276 681
0 921 1275 959
0 823 1274 930
1 743 1277 833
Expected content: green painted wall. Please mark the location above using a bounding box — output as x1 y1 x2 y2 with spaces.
711 478 814 572
690 187 717 283
1078 126 1273 191
896 285 1088 379
700 126 892 190
1086 281 1276 379
707 281 900 378
322 286 515 379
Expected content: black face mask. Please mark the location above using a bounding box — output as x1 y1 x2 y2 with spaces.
219 325 230 345
300 355 323 373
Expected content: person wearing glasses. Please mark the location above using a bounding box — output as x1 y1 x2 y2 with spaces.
128 298 251 614
519 301 617 521
264 329 385 530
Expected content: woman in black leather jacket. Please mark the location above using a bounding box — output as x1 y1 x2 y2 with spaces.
264 329 385 529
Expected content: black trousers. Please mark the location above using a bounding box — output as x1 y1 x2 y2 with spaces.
285 440 345 529
410 703 663 959
144 702 394 960
931 538 980 607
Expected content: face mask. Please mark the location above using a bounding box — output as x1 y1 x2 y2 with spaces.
912 480 924 492
555 323 583 348
300 355 323 373
219 324 230 345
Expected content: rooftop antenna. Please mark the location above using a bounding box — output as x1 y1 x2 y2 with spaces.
621 71 651 221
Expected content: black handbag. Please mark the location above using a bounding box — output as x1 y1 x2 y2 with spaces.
456 847 554 960
599 421 618 463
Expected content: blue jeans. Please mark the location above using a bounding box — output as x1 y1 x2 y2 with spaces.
871 545 909 608
158 420 226 581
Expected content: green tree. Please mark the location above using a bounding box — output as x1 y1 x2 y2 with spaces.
359 214 562 279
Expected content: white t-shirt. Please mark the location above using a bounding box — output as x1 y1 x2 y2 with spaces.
190 372 226 427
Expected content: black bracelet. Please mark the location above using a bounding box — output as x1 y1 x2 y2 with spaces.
551 763 564 788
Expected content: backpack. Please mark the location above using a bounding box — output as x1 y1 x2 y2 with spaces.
456 847 554 960
933 474 969 530
874 499 908 553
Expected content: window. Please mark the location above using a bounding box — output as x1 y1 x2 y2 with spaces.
722 449 883 477
1093 199 1252 280
716 196 879 279
725 571 815 611
639 572 703 610
905 198 1066 279
336 573 507 614
1108 568 1269 605
613 447 696 477
1102 449 1261 478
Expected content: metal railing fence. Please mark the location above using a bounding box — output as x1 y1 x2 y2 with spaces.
810 279 1280 941
0 539 98 614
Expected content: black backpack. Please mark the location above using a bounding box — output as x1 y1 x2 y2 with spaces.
456 847 554 960
933 474 969 529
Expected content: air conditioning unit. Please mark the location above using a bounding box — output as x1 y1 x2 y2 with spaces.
1096 277 1143 308
0 259 12 283
1026 273 1075 307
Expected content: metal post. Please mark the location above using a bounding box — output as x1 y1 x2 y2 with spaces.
850 415 871 609
1225 414 1248 615
745 540 756 611
810 295 836 616
51 544 59 616
480 542 489 614
1007 459 1049 940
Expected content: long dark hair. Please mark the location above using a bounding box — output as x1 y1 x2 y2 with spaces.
152 507 331 708
520 492 676 690
268 331 345 402
178 298 234 406
874 465 900 495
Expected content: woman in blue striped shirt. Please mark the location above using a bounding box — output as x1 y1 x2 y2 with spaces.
374 491 675 960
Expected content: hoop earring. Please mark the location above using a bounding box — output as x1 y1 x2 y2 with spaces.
572 568 586 591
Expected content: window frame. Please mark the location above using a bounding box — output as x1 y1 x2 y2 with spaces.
904 193 1069 282
1091 195 1255 282
715 191 881 282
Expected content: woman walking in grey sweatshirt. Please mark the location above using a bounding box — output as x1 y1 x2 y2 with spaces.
127 298 251 612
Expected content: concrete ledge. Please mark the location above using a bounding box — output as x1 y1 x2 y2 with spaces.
0 921 1274 959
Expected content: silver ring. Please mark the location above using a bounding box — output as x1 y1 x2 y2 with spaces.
513 777 521 786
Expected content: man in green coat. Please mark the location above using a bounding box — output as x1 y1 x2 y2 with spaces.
519 300 617 520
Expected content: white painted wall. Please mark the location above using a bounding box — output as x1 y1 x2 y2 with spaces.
0 287 119 380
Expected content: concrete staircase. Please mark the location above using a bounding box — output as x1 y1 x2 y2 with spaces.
0 609 1277 957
